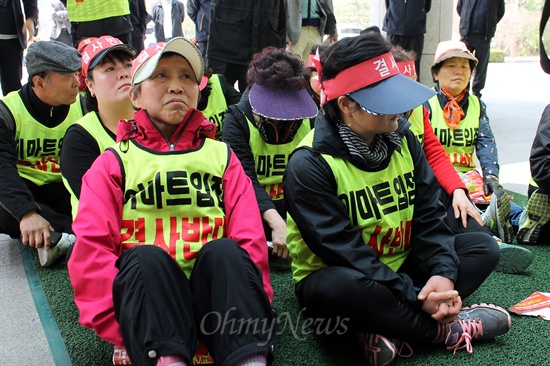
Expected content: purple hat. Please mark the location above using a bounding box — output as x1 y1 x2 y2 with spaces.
249 84 318 121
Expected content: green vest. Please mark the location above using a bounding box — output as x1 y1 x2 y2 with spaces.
406 105 425 146
112 138 229 278
3 92 83 185
246 116 312 202
287 130 416 283
429 95 480 173
67 0 129 22
201 75 228 141
63 111 116 219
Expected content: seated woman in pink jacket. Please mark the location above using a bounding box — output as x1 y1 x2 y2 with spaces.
68 37 274 366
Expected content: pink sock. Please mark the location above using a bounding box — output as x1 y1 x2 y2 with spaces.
235 354 267 366
156 354 187 366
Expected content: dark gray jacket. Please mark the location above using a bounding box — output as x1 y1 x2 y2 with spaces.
208 0 286 65
383 0 431 36
457 0 505 39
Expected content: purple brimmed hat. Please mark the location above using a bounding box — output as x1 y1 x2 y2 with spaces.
249 84 318 120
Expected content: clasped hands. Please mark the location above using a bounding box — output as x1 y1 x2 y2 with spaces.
418 275 461 324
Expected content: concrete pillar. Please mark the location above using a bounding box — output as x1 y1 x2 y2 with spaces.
370 0 454 86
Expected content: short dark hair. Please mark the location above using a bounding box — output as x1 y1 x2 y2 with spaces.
391 45 416 62
320 33 391 122
246 46 307 90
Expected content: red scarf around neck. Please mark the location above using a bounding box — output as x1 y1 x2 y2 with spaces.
441 87 467 129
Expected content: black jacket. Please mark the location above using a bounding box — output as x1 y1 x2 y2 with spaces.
208 0 286 65
283 113 459 307
530 104 550 193
383 0 431 36
457 0 505 39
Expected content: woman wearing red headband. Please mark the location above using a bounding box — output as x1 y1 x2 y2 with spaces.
284 33 511 366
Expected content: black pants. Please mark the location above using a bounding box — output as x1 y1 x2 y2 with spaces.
461 33 491 97
295 231 498 343
387 33 425 80
0 181 73 238
208 58 248 93
113 239 275 366
0 38 23 95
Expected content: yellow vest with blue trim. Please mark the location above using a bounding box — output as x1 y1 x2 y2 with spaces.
406 105 425 146
67 0 129 22
2 91 83 186
201 75 227 141
63 111 116 219
428 94 480 173
246 116 312 202
287 130 415 283
112 137 229 278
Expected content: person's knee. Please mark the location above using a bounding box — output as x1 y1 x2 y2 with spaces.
197 238 241 260
116 245 175 272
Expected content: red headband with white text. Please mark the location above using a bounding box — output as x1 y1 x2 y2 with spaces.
397 60 416 78
315 52 400 104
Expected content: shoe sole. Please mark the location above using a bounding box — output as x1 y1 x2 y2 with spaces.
495 243 533 274
517 192 550 244
494 192 514 243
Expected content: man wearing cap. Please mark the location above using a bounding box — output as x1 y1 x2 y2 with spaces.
0 40 83 266
457 0 505 98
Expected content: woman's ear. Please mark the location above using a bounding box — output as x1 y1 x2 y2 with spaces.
337 95 355 117
85 78 94 97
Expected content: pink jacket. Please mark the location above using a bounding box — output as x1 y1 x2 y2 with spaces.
68 109 273 346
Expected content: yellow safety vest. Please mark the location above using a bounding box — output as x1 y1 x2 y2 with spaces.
112 137 229 278
66 0 129 22
201 75 228 141
3 91 83 185
428 94 480 172
246 116 312 202
287 130 416 283
63 111 116 219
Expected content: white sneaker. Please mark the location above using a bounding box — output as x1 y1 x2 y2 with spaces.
37 232 76 267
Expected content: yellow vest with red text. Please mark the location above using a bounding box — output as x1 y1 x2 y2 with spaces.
112 137 229 278
428 95 480 172
3 91 83 185
246 116 312 202
287 130 415 283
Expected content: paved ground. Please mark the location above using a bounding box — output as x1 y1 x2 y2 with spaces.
0 60 549 366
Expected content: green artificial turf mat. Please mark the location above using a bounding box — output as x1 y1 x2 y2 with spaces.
28 191 549 366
